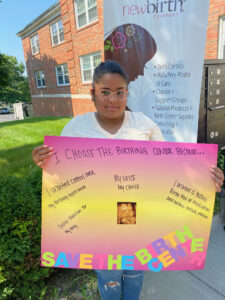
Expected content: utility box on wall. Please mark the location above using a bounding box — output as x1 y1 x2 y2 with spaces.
198 60 225 150
198 60 225 222
13 103 33 120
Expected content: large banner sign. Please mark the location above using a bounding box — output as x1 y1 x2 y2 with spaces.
104 0 210 142
41 136 217 271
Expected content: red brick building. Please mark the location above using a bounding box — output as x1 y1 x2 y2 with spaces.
17 0 225 117
205 0 225 59
17 0 104 117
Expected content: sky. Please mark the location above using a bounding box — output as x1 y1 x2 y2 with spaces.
0 0 58 69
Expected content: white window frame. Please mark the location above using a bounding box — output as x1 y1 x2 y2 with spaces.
50 18 64 47
218 16 225 59
74 0 98 30
80 52 101 83
30 34 40 55
55 63 70 86
35 70 46 88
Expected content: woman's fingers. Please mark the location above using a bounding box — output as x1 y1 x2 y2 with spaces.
210 165 224 192
210 165 224 181
37 152 53 163
37 159 48 168
32 145 54 168
32 145 48 155
37 147 54 160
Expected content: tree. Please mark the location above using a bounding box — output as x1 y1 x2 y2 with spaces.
0 54 30 104
0 53 9 87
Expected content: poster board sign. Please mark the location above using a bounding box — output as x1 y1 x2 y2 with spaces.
104 0 210 142
41 136 217 271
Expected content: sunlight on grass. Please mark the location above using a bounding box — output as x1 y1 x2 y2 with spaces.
0 117 71 177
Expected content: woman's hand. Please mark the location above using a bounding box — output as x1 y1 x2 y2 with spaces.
32 145 54 168
210 165 224 193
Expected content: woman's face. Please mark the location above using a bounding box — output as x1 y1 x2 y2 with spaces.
92 73 128 120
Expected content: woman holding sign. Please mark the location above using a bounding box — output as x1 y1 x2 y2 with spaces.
32 60 224 300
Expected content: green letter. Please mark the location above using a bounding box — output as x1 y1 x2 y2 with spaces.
42 252 55 267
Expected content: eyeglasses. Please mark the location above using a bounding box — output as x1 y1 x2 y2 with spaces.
94 90 128 101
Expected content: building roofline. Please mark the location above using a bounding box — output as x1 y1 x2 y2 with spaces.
17 2 61 39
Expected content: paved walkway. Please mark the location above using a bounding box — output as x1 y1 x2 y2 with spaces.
141 215 225 300
0 114 15 122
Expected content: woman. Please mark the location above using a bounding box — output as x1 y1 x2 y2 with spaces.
32 60 224 300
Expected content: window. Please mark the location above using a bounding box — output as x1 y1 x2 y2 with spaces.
50 19 64 46
74 0 98 29
80 52 101 83
30 34 40 55
55 63 70 86
218 16 225 59
35 71 46 88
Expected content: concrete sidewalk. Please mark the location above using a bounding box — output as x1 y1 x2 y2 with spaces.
141 215 225 300
0 113 15 123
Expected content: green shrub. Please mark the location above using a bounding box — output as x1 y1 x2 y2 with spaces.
214 151 225 215
0 169 54 299
217 150 224 172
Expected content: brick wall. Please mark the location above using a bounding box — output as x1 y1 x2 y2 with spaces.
59 0 104 116
22 12 74 116
21 0 104 117
32 97 73 117
205 0 225 59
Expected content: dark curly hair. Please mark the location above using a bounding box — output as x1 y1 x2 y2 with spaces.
92 60 128 88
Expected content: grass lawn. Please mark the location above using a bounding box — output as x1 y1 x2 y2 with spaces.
0 116 71 177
